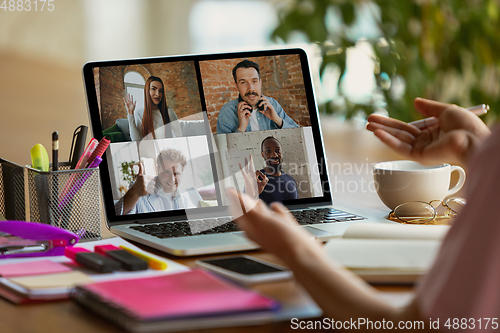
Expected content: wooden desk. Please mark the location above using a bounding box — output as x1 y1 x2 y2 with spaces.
0 250 413 333
0 52 414 333
0 122 414 333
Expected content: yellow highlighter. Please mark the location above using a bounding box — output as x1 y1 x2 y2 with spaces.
119 246 167 270
30 144 50 171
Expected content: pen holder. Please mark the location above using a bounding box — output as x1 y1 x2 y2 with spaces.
0 158 26 222
26 162 102 242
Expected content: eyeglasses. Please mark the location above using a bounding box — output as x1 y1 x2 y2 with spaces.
390 197 466 224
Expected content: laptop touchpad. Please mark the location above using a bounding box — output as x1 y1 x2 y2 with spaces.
303 226 335 238
234 227 334 239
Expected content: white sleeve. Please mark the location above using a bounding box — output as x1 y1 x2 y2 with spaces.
128 111 142 141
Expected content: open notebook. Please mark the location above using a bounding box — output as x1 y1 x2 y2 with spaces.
325 223 450 284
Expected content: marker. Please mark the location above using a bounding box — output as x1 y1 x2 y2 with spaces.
59 138 98 202
30 144 50 171
69 125 88 169
65 247 121 273
410 104 489 129
59 157 103 212
52 131 59 171
86 137 110 168
75 138 98 170
95 245 148 271
119 246 167 270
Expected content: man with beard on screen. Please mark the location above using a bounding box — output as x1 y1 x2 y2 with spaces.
241 136 298 204
216 60 299 134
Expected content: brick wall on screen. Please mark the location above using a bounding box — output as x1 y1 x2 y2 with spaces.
99 66 123 130
93 68 101 114
143 62 201 120
99 62 202 130
200 55 311 133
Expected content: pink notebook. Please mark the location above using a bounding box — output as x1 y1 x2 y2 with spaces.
72 269 279 324
0 260 72 277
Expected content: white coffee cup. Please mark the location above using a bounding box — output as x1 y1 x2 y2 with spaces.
373 160 466 210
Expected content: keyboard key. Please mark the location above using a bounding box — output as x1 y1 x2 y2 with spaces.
217 217 233 223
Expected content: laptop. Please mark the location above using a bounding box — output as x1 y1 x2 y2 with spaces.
83 48 387 256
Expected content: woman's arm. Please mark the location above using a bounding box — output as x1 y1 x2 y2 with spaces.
167 107 183 137
128 109 143 141
286 228 425 329
227 189 432 332
123 94 142 141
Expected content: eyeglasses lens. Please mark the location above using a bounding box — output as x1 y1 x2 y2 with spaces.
394 201 436 224
445 197 466 214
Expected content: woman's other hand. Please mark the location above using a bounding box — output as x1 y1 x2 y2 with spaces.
367 98 491 165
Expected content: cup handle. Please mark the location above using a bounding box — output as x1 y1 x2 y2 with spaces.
447 165 466 197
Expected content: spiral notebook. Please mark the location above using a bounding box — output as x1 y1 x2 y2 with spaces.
71 269 279 332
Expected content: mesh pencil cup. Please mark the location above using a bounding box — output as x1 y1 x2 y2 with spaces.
26 162 101 242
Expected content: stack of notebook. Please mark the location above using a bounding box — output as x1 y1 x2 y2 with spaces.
71 269 280 332
0 260 92 304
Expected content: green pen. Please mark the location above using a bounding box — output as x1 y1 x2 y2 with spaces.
30 144 50 171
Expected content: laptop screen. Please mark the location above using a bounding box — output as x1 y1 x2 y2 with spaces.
82 49 332 224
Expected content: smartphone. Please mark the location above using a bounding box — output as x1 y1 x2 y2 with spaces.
196 255 293 284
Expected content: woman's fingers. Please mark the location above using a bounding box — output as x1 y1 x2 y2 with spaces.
227 188 247 221
227 188 260 220
367 114 421 137
373 129 413 157
413 97 456 118
367 122 416 145
269 201 296 222
249 155 256 173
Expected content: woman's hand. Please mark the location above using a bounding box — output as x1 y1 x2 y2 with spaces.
227 188 323 264
123 93 137 115
239 156 268 199
366 98 491 165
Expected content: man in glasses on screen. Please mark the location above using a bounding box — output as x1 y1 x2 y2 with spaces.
115 148 203 215
216 60 299 134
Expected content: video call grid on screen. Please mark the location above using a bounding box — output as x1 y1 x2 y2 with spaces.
82 49 332 223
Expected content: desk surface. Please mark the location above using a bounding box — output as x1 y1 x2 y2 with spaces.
0 124 415 333
0 52 415 333
0 251 414 333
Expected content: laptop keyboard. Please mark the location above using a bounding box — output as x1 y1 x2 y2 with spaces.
129 208 366 239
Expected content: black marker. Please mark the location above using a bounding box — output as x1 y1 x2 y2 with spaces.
52 131 59 171
95 245 148 271
65 247 121 273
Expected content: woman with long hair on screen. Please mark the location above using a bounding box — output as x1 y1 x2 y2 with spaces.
124 76 180 140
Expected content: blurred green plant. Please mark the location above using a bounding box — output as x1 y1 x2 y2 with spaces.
272 0 500 122
120 161 137 185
